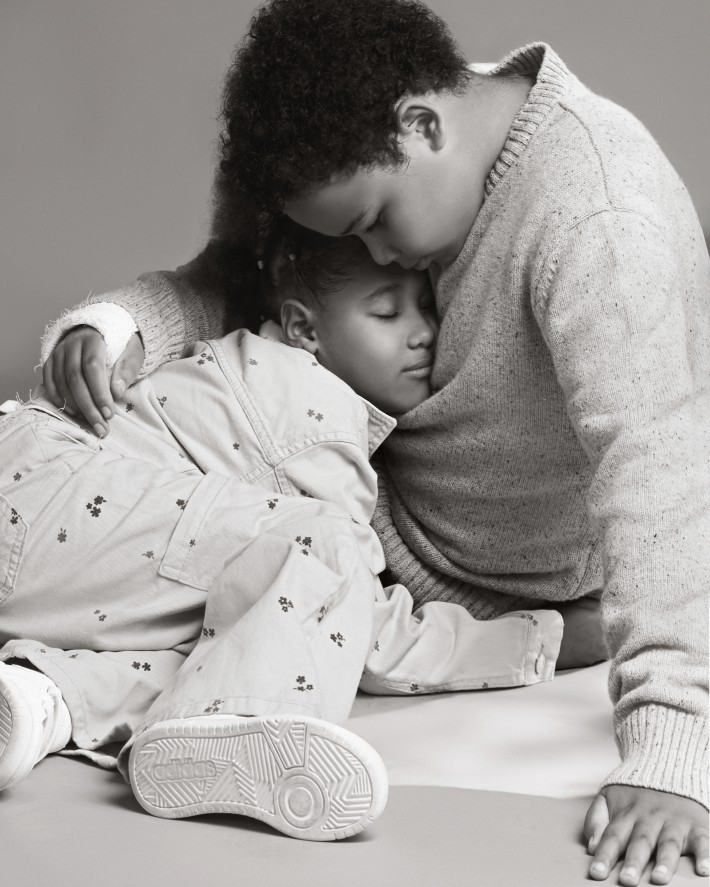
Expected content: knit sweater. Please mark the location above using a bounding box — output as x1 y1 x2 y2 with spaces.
51 44 708 807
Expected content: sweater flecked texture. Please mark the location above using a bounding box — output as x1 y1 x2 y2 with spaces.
67 44 709 806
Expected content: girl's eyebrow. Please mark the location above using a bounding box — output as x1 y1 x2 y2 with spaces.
362 283 400 302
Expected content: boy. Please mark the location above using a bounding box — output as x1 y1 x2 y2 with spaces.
39 1 709 882
0 230 562 839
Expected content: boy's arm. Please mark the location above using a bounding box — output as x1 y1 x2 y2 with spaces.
40 240 252 428
534 209 709 879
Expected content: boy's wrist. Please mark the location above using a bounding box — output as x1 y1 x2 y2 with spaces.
41 302 139 368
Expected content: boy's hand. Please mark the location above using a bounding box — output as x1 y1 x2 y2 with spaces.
42 327 144 436
584 785 709 885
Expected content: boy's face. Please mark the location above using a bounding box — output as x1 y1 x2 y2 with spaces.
286 145 483 271
311 261 438 416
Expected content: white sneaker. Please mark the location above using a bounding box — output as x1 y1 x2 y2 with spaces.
0 662 72 790
129 714 389 841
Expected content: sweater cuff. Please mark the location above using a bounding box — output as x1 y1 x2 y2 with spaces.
602 705 709 809
40 303 138 368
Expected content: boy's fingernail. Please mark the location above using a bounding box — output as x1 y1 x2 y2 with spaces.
620 866 637 881
653 865 668 877
93 423 105 438
101 406 112 420
590 861 607 876
698 861 709 877
588 836 598 854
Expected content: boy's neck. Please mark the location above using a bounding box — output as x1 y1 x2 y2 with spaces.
453 74 534 200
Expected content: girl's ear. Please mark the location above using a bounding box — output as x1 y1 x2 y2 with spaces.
395 95 447 151
280 299 320 355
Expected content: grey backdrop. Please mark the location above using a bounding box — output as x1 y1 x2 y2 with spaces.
1 0 709 399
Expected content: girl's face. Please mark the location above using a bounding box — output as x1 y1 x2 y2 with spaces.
311 261 438 416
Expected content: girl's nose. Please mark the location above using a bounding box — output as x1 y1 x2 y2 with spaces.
409 315 436 348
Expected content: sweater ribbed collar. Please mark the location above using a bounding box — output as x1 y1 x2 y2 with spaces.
480 43 573 198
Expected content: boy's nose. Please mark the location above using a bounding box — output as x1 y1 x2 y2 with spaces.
366 239 398 266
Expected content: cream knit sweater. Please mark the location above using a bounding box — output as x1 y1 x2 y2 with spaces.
53 44 709 807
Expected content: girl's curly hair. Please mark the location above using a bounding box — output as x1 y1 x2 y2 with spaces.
219 0 469 217
260 217 372 321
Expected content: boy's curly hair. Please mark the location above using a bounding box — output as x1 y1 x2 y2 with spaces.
219 0 469 217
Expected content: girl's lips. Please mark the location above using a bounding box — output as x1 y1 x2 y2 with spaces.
402 363 433 378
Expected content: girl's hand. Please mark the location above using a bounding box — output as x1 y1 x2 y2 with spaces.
42 327 144 436
584 785 709 885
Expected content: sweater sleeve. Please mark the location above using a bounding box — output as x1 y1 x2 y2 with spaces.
533 209 709 807
43 241 246 379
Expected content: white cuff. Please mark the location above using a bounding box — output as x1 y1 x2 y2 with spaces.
41 303 139 368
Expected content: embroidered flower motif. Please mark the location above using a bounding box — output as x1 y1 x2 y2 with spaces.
12 472 21 482
57 527 67 542
374 640 380 652
142 662 151 671
294 676 314 692
157 396 167 408
176 499 187 510
248 358 258 366
189 539 196 547
295 535 312 556
316 606 328 624
306 409 324 422
10 508 20 525
94 609 107 622
125 402 134 412
267 499 278 510
330 632 345 647
299 489 314 498
481 682 489 689
204 698 224 714
132 661 141 670
279 596 294 613
68 653 78 659
232 442 240 450
202 627 215 638
410 683 419 693
142 550 154 559
197 352 215 365
86 495 107 517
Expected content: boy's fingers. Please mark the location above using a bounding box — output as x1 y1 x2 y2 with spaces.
64 349 107 435
50 351 79 415
619 824 661 886
110 332 144 400
690 828 709 877
584 793 610 853
42 354 62 408
589 818 634 881
81 345 114 421
649 825 684 885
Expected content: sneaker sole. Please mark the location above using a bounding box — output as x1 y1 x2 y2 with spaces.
0 672 42 791
129 715 388 841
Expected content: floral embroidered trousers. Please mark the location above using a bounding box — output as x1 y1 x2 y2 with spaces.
0 407 562 773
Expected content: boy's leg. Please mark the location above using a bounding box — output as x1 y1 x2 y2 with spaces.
118 484 388 840
359 583 564 695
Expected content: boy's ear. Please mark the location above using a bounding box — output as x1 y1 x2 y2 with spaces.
280 299 320 355
395 96 447 152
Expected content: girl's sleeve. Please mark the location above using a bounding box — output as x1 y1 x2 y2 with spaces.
533 208 709 808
